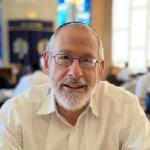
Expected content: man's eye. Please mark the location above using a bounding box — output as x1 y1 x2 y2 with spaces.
81 58 92 63
59 55 70 60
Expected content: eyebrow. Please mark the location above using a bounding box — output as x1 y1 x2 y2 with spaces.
56 49 72 55
56 49 96 58
80 53 96 58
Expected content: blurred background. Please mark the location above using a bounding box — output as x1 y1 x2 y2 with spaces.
1 0 150 115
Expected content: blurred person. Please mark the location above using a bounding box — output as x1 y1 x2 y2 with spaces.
13 57 49 97
135 67 150 111
122 78 137 93
106 66 123 86
117 62 131 83
0 22 150 150
16 65 31 83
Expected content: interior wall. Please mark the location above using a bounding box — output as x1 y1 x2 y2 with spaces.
92 0 112 78
2 0 57 65
1 0 112 75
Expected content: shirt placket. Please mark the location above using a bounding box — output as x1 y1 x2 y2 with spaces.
68 126 78 150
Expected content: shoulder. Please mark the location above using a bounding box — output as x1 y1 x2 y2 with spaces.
1 83 51 118
93 81 148 130
94 81 140 114
96 81 138 102
32 71 49 83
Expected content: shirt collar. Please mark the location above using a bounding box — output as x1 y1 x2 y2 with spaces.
37 87 99 118
37 88 56 115
89 93 100 118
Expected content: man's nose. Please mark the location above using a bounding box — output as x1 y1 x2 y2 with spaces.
68 60 83 78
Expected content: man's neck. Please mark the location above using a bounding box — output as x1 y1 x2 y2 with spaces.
56 102 87 126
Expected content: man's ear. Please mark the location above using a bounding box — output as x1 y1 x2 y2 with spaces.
98 60 104 80
43 51 49 75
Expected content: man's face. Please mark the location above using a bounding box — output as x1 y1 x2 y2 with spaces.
45 25 104 111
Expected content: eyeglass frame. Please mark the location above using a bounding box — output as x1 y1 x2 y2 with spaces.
46 50 100 69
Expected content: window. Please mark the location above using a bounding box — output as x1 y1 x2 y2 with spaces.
112 0 149 73
57 0 91 26
0 1 3 65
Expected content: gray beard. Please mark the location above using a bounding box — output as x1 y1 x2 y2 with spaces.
54 89 90 111
50 79 97 111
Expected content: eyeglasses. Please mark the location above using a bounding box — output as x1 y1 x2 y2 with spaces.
48 52 99 69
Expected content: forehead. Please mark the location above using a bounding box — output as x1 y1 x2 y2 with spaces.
53 25 99 57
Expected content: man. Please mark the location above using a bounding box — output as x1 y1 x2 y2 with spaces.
0 22 150 150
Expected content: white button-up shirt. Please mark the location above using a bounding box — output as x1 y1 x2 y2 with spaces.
0 81 150 150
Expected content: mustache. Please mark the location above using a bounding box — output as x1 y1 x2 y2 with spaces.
60 77 88 86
